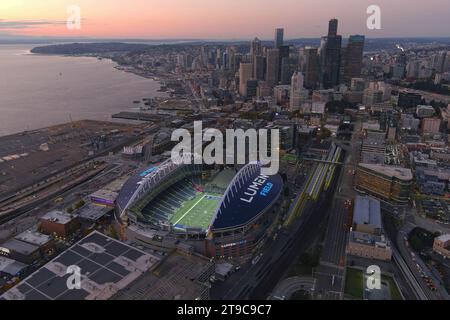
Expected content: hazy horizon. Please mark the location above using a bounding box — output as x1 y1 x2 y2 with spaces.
1 0 450 39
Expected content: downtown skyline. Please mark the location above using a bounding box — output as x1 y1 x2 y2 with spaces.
1 0 450 40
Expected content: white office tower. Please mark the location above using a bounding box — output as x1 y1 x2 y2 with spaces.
290 71 306 110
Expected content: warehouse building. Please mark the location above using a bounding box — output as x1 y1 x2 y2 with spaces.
347 196 392 261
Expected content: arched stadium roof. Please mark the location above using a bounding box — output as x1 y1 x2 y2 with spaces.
116 153 201 218
117 158 283 231
210 162 283 230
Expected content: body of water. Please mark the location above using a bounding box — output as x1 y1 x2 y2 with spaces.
0 45 165 136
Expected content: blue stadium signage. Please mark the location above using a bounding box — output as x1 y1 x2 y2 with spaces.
240 174 270 203
139 165 160 177
260 182 274 197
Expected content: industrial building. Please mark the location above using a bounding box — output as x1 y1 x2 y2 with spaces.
1 231 158 300
0 239 41 264
113 250 214 300
347 196 392 261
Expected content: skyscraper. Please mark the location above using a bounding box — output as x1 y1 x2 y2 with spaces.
266 48 280 87
278 45 290 82
253 55 266 81
328 18 338 37
304 47 320 89
275 28 284 48
239 62 253 97
342 35 365 85
281 56 298 85
251 37 265 79
320 19 342 89
250 37 262 58
290 71 305 110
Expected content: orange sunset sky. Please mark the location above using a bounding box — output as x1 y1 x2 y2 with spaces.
1 0 450 39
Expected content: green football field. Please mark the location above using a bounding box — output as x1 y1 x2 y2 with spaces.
169 193 222 230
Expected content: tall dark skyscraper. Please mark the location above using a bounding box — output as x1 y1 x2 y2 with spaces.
275 28 284 48
278 45 290 82
266 48 280 87
320 19 342 89
253 55 266 81
328 18 338 37
304 47 320 89
341 35 365 85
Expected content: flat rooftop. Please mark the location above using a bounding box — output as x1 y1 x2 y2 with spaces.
0 238 40 255
349 231 390 248
353 196 382 229
113 250 213 300
0 256 28 276
358 163 413 181
15 230 52 247
1 231 159 300
76 203 111 222
40 210 76 225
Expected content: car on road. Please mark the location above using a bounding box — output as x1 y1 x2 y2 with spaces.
252 253 263 265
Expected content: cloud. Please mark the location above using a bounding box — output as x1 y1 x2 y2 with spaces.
0 19 67 30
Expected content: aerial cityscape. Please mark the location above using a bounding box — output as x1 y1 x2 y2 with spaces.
1 0 450 307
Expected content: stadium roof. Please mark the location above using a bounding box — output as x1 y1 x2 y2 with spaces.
1 231 159 300
116 154 203 216
212 163 283 230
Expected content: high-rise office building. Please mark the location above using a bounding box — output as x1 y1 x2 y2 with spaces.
239 62 253 97
278 45 290 82
341 35 365 85
304 47 320 89
266 48 280 87
328 18 338 37
275 28 284 48
281 56 298 85
253 55 266 81
250 37 262 59
231 52 242 73
320 19 342 89
290 71 305 110
246 79 259 99
431 51 447 73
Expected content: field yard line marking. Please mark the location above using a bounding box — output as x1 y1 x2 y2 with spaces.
173 194 206 225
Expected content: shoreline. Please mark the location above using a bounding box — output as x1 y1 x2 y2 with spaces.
0 49 167 138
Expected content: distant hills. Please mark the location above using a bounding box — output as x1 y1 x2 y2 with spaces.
27 37 450 55
30 42 154 54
